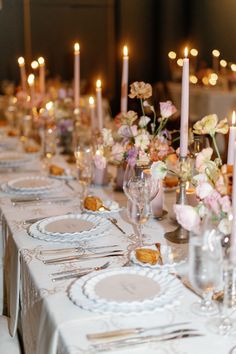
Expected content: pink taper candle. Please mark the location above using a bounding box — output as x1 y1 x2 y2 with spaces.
96 79 103 131
89 96 96 131
230 142 236 265
18 57 27 92
179 47 189 157
38 57 45 95
74 43 80 109
120 45 129 113
227 111 236 165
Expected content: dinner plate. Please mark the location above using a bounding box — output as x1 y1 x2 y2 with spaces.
0 151 33 166
7 176 61 192
69 267 183 314
130 245 186 270
84 200 122 215
28 215 109 243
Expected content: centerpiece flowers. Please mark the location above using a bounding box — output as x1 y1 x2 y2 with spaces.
152 113 231 235
93 81 177 172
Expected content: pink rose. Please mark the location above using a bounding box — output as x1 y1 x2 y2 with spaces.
160 101 177 118
174 204 200 232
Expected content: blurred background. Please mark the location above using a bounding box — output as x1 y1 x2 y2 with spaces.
1 0 236 114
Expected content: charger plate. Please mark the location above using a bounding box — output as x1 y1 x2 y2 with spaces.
69 267 182 314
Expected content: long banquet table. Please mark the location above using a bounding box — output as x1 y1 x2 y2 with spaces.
1 153 236 354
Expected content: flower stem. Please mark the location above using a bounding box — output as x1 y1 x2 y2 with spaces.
211 134 222 166
140 98 145 117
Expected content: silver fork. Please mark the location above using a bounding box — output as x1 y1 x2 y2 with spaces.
108 218 126 234
51 261 110 281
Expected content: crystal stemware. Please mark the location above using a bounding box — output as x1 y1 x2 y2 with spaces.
189 227 223 316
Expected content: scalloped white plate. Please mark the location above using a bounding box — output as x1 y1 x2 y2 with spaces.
130 245 186 270
7 176 61 192
0 151 33 166
28 216 109 243
69 267 183 314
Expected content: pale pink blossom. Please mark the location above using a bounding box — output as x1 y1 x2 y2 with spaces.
111 143 124 162
160 101 177 118
94 154 107 170
174 204 200 232
195 147 214 173
118 124 137 138
219 195 231 213
134 131 150 150
204 190 221 214
196 182 213 199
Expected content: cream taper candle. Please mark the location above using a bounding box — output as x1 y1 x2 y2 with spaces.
18 57 27 92
27 74 35 106
230 142 236 264
89 96 96 131
38 57 45 95
227 111 236 165
74 42 80 109
96 79 103 131
120 45 129 113
179 47 189 157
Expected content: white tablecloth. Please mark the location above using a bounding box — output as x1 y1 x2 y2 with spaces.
0 156 235 354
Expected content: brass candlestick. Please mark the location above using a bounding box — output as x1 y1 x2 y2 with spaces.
164 156 190 244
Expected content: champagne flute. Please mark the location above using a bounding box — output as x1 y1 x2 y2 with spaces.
74 144 93 208
189 227 223 316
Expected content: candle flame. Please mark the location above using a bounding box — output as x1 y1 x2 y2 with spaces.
18 57 25 66
38 57 45 65
123 45 128 57
96 79 101 89
231 64 236 72
31 61 39 70
27 74 35 86
184 47 188 58
220 59 227 68
74 42 80 53
212 49 220 57
232 111 236 126
46 101 53 111
89 96 94 105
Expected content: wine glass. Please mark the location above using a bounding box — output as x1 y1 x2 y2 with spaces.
123 166 159 245
189 227 223 316
74 144 93 208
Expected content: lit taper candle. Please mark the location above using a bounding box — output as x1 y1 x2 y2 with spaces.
27 74 35 106
74 42 80 109
89 96 96 131
120 45 129 113
38 57 45 95
179 47 189 157
227 111 236 165
96 79 103 131
18 57 27 92
230 142 236 265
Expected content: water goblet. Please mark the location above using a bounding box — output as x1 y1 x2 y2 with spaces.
189 227 223 316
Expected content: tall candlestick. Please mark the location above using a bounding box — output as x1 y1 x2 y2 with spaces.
89 96 96 130
120 45 129 113
38 57 45 95
74 42 80 109
18 57 27 92
230 142 236 265
96 79 103 131
179 47 189 157
27 74 35 106
227 111 236 165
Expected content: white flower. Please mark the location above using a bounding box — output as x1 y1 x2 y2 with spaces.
218 218 231 235
151 161 168 179
139 115 151 128
102 128 113 146
160 101 177 118
196 182 214 199
134 131 150 150
138 150 150 165
174 204 200 232
118 124 137 138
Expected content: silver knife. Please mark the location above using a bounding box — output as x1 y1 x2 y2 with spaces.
11 196 71 203
87 321 191 341
43 251 125 264
90 333 203 351
40 244 119 256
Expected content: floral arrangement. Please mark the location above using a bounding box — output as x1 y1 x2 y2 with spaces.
93 81 177 170
152 113 231 235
